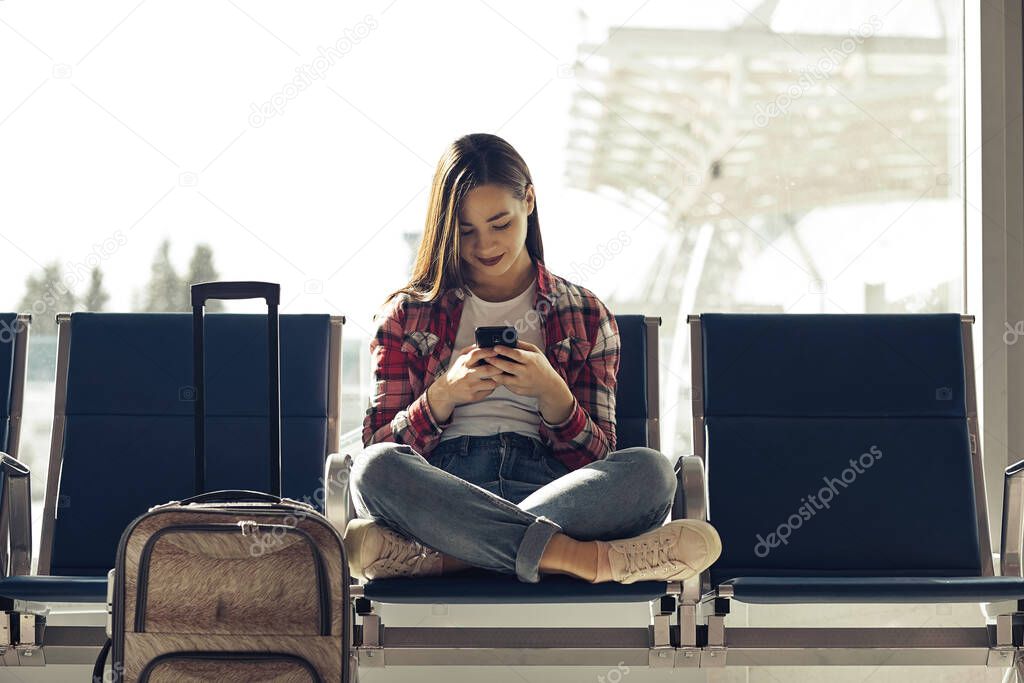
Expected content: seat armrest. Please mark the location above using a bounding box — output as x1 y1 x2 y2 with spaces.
1002 458 1024 576
672 455 712 600
325 452 356 535
672 455 707 521
106 568 115 638
0 452 32 577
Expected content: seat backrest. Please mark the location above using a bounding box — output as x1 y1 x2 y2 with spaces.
0 313 16 454
695 313 987 584
0 314 28 457
40 312 341 577
613 315 660 450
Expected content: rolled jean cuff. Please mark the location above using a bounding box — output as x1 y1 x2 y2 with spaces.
515 515 562 583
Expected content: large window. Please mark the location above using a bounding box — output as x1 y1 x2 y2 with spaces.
0 1 964 549
563 2 965 452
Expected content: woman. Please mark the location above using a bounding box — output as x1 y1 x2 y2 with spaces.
346 133 721 584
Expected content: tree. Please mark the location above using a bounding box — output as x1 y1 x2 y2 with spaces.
82 267 110 312
185 244 221 312
142 240 187 312
136 241 222 312
17 262 77 335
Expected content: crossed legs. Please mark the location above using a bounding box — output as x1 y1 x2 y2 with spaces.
349 441 678 583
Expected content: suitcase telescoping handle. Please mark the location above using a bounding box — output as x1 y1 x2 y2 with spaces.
191 281 282 498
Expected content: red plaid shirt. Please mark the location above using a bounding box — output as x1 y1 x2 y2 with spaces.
362 260 620 471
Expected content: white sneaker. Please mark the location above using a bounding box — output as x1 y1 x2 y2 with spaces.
602 520 722 584
343 519 443 581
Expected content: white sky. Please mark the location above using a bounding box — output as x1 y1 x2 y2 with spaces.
0 0 956 337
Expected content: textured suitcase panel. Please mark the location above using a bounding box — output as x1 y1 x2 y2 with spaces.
141 525 323 635
124 507 347 636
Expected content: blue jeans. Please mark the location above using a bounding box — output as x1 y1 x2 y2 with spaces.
350 432 677 583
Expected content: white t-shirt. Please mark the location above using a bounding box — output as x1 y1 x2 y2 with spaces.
439 281 545 441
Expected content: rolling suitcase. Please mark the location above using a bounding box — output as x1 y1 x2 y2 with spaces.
96 281 351 682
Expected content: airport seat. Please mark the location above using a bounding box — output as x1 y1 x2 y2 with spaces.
323 315 709 670
0 312 344 608
0 314 31 580
687 313 1024 668
326 314 674 606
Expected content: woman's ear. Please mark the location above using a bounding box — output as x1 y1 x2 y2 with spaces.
524 184 536 216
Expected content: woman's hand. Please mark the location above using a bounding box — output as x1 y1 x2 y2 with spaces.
485 341 576 424
426 344 504 423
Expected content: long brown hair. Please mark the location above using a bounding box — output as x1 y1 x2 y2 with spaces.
383 133 544 306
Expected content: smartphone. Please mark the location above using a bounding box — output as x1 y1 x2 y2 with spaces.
475 325 518 348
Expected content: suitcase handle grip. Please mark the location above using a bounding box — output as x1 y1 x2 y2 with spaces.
191 281 282 498
191 281 280 306
180 490 282 506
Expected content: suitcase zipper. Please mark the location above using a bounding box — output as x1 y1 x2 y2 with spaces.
138 650 322 683
134 522 331 636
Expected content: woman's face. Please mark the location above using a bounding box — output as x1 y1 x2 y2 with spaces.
457 183 535 282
